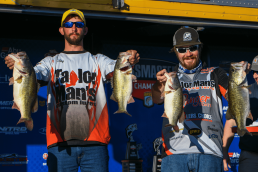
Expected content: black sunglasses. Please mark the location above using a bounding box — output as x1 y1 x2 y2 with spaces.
176 45 199 54
63 22 85 28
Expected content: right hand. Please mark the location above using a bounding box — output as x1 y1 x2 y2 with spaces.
4 54 15 70
156 69 168 84
223 149 231 171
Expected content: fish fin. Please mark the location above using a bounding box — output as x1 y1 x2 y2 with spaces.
32 97 38 113
241 85 251 89
15 76 23 83
179 111 185 123
225 91 229 101
9 77 14 85
17 118 33 131
110 93 117 102
237 128 252 137
114 110 132 117
127 96 135 104
226 108 233 120
132 75 137 82
183 95 186 108
247 111 253 121
12 102 20 111
110 77 114 88
164 91 172 94
161 112 169 118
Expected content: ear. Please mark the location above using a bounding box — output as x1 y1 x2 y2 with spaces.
59 27 64 35
84 27 88 36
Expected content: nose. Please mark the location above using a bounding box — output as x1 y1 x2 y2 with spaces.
185 49 192 56
72 23 77 31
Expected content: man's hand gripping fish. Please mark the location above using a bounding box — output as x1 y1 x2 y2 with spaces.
110 52 136 116
162 72 185 132
8 52 38 131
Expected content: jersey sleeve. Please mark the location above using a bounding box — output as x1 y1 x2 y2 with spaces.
33 56 53 86
95 54 116 81
215 67 229 99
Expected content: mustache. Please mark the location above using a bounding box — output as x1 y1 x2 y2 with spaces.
69 32 79 36
183 56 197 60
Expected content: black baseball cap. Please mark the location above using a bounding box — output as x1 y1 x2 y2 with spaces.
251 55 258 71
173 27 202 47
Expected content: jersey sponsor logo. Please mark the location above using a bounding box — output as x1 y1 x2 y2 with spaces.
200 67 215 74
170 135 183 140
207 126 219 132
0 126 27 135
181 80 215 91
228 152 240 164
143 92 153 108
42 153 48 166
185 113 212 122
208 134 218 139
184 94 211 107
188 128 202 135
54 69 97 107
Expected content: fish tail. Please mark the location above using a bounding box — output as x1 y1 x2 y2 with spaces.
237 128 252 137
17 118 33 131
114 110 132 117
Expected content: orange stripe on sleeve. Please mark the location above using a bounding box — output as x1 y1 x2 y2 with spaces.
162 133 173 156
219 85 227 99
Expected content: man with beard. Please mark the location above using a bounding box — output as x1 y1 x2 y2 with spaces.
151 27 228 172
223 55 258 172
4 9 140 172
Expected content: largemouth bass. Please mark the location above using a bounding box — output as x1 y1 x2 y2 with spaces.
9 52 38 131
226 61 252 136
110 52 136 116
162 72 185 132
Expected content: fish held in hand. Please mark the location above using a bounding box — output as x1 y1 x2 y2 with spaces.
162 72 185 132
9 52 38 131
110 52 136 117
226 61 252 136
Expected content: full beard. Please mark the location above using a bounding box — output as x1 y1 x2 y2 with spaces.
180 56 200 70
64 32 84 45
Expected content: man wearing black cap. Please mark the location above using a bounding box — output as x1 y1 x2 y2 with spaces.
4 8 140 172
223 55 258 172
151 26 228 172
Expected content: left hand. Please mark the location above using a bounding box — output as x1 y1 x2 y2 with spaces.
126 50 140 65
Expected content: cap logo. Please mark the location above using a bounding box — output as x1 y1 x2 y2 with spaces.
70 9 76 12
183 32 192 42
254 59 257 63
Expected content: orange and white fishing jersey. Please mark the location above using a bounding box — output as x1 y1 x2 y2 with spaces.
34 51 116 148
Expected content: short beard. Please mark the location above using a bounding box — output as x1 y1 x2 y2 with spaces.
179 56 200 70
64 32 84 45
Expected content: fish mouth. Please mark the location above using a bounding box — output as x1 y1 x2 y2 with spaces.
120 66 130 72
15 67 28 76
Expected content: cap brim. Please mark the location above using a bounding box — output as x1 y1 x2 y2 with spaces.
174 42 202 47
251 65 258 71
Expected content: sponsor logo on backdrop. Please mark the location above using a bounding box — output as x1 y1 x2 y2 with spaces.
228 152 240 164
39 127 46 135
143 92 153 107
188 128 201 136
0 101 13 109
39 100 46 107
0 74 12 84
131 59 176 108
0 126 27 135
0 153 28 166
42 153 48 166
1 47 22 59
